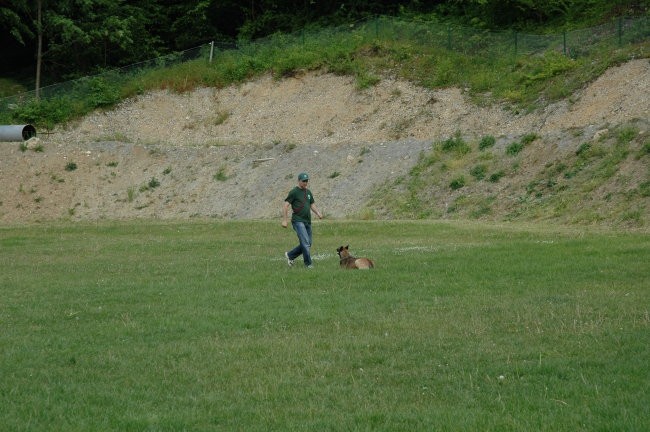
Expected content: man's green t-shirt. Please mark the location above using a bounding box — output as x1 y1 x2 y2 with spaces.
285 187 315 224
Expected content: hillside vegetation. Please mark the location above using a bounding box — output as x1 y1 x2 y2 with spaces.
0 15 649 229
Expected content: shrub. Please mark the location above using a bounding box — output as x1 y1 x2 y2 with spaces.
506 141 525 156
12 98 76 129
148 177 160 189
85 77 121 108
450 176 466 190
470 164 487 180
489 170 505 182
65 162 78 172
478 135 496 150
440 132 471 155
214 167 228 181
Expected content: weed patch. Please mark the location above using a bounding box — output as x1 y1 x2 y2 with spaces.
440 132 471 156
478 135 496 150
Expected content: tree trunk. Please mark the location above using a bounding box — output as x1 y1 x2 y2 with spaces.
35 0 43 100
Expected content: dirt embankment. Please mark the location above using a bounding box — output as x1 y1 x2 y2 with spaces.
0 59 648 225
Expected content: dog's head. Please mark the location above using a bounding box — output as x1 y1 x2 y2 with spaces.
336 245 351 259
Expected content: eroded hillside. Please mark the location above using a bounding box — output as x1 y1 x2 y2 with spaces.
0 60 648 228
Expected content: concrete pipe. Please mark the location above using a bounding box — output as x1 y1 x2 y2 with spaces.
0 124 37 141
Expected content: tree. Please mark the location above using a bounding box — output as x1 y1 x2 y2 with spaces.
42 0 157 74
436 0 648 27
0 0 33 45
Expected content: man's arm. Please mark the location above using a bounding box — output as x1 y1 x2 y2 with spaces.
311 203 323 219
282 201 291 228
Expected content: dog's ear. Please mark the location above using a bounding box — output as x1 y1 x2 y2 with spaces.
336 246 343 253
345 245 349 250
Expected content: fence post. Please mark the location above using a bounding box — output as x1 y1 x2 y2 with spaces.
209 41 214 63
447 26 452 50
563 31 567 55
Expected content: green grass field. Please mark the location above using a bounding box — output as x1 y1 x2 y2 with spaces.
1 220 648 431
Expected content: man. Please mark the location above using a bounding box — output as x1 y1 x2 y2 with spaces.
282 172 323 268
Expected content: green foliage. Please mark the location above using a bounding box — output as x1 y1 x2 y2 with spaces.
640 141 650 157
84 77 121 108
444 0 635 28
449 175 466 190
148 177 161 189
640 181 650 197
4 12 648 126
478 135 496 150
516 51 578 86
489 170 505 182
214 167 228 181
470 164 487 180
439 132 471 155
504 132 537 157
0 78 26 97
521 132 538 145
64 162 77 172
617 125 638 144
355 70 381 89
576 142 591 156
409 155 434 178
506 141 525 156
11 98 78 129
138 177 161 192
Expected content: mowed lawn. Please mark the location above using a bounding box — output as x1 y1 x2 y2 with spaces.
1 220 648 431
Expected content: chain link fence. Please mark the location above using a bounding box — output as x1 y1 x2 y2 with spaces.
1 15 648 123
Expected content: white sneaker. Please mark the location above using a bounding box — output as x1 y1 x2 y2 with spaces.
285 252 294 267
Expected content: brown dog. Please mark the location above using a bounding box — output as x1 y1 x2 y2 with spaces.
336 245 375 269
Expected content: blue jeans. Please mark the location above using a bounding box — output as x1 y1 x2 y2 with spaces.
288 221 313 266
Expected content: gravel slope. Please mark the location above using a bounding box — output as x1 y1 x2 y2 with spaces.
0 59 648 224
